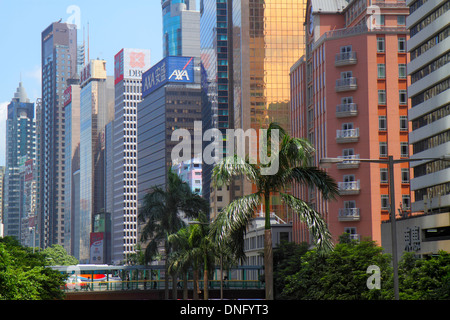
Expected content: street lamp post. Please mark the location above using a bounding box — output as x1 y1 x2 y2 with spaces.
320 154 450 300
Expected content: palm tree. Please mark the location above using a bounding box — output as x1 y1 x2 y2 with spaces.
138 168 209 299
168 213 216 300
210 122 339 300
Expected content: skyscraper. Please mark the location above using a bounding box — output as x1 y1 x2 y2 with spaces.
200 0 234 220
63 83 81 256
200 0 308 220
407 0 450 214
40 21 78 248
162 0 200 58
78 60 114 263
112 48 151 264
4 82 36 241
137 56 202 202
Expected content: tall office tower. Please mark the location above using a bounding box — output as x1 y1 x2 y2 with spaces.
112 48 151 264
63 83 81 256
40 21 78 248
162 0 200 57
137 56 202 203
200 0 307 220
4 82 36 241
407 0 450 214
200 0 234 220
78 60 114 263
0 166 4 237
290 0 411 245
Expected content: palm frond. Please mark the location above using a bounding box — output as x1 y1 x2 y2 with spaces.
212 155 260 188
280 192 334 254
209 192 262 246
282 166 339 200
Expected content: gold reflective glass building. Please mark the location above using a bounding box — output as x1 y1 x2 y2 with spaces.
231 0 307 219
232 0 306 135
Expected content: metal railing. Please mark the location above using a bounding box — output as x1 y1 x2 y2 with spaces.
338 208 360 219
338 180 361 191
336 128 360 139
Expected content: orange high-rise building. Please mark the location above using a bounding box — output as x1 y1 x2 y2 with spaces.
290 0 411 246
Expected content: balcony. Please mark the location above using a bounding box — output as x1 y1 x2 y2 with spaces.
338 180 360 195
336 77 357 92
336 128 359 143
338 208 360 221
336 155 360 169
335 51 357 67
336 103 358 118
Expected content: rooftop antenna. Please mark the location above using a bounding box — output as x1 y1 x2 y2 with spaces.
87 21 90 63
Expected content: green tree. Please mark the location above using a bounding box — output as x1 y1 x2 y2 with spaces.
0 237 66 300
211 122 339 300
399 251 450 300
280 238 392 300
41 244 79 266
138 168 209 299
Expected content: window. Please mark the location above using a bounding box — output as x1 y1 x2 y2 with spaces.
399 90 408 105
397 15 406 25
401 168 410 183
379 116 387 130
402 195 411 210
380 142 387 157
398 64 407 79
398 37 407 52
342 148 355 157
401 142 409 157
380 168 388 184
378 90 386 104
341 71 353 79
377 37 385 52
377 64 386 79
342 122 354 131
377 14 385 26
381 195 389 210
341 96 353 104
400 116 408 131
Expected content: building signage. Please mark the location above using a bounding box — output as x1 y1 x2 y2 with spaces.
80 63 91 85
114 48 151 85
24 159 33 182
142 56 195 98
90 232 104 264
404 226 421 252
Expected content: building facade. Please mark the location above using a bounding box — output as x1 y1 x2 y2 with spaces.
39 21 78 248
138 56 202 202
200 0 234 220
111 48 151 264
63 83 81 256
290 0 411 245
406 0 450 214
162 0 200 58
172 157 203 194
4 83 36 242
200 0 308 220
78 60 114 263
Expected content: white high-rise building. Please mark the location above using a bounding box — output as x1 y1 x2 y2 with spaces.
112 48 151 264
407 0 450 213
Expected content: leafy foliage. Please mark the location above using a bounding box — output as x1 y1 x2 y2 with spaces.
41 244 79 266
0 237 66 300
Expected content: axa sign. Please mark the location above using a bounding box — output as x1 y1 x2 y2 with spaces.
142 56 194 98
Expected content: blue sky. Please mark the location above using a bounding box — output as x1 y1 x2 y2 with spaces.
0 0 170 166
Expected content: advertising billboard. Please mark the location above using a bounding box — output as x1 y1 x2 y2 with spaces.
63 85 72 107
90 232 104 264
142 56 195 98
114 48 151 85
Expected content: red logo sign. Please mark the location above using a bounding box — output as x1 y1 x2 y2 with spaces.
129 52 146 68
